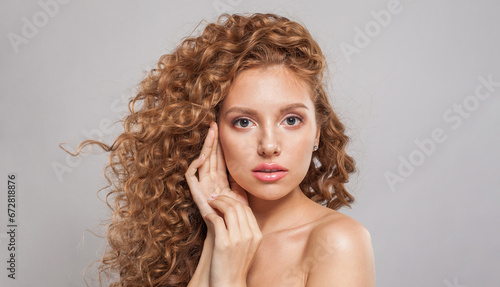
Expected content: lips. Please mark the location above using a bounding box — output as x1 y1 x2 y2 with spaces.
251 163 288 182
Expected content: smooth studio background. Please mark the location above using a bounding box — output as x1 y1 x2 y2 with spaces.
1 0 499 286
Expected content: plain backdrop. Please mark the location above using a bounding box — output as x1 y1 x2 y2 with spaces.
1 0 499 286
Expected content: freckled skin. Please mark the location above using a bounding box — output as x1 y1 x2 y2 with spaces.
217 66 375 286
219 66 319 203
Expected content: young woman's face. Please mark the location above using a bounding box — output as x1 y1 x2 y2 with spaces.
218 66 320 201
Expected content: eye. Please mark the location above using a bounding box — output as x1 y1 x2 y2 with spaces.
282 116 302 126
234 118 255 128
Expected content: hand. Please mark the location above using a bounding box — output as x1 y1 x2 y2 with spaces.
204 195 262 286
185 122 248 218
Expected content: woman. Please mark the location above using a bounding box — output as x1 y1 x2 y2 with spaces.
71 13 375 286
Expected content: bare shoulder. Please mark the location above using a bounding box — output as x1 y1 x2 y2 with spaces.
303 209 376 286
308 209 372 249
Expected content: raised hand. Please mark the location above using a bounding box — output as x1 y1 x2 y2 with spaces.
205 194 262 287
185 122 248 218
186 123 261 287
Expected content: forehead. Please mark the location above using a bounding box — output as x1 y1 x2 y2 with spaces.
221 66 314 111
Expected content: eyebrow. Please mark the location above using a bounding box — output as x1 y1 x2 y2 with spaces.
224 103 309 117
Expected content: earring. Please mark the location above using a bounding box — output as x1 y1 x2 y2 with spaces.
313 145 318 151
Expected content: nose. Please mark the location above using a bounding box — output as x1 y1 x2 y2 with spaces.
257 125 281 157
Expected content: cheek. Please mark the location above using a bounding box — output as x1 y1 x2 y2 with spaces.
293 137 315 168
220 141 237 172
219 129 252 175
220 133 257 181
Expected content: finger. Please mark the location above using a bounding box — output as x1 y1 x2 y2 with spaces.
209 122 218 173
185 153 207 186
198 126 215 176
243 205 262 242
213 196 257 248
204 213 229 244
235 205 253 241
216 131 227 174
241 205 262 254
226 174 248 204
208 195 246 239
218 195 253 238
208 195 241 229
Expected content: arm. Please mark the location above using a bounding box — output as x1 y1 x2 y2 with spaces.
185 122 256 286
190 204 259 287
204 195 261 287
188 230 214 287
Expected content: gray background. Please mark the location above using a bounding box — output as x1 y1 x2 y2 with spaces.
1 0 499 286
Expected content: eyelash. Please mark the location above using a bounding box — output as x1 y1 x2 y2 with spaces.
232 115 304 128
283 115 303 126
233 118 255 128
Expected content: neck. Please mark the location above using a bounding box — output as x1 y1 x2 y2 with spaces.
247 187 315 235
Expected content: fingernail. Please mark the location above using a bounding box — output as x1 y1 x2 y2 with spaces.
199 153 205 158
208 193 220 200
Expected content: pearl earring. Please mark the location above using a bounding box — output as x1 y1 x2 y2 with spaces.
313 145 318 151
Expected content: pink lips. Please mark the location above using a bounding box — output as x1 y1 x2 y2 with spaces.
251 163 288 182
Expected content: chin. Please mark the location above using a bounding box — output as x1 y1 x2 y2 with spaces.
244 184 298 201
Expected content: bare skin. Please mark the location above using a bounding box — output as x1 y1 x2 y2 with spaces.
247 195 375 286
186 66 375 286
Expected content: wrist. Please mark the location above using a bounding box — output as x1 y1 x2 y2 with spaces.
205 222 216 240
189 230 215 287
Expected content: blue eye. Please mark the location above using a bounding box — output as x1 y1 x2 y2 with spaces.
283 116 302 126
234 118 254 128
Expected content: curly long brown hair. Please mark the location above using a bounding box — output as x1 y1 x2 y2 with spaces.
66 13 356 287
